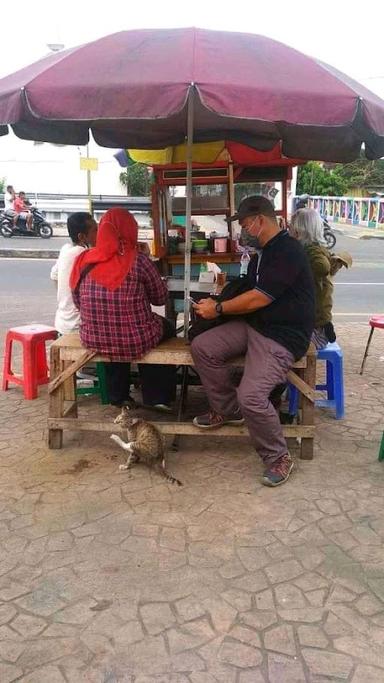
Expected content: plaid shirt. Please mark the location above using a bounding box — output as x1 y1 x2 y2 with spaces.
73 253 168 361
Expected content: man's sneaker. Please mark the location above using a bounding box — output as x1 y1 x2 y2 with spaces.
152 403 173 413
262 453 294 487
193 410 244 429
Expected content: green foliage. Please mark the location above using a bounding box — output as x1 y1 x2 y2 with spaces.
297 157 384 197
331 157 384 192
0 178 5 194
296 162 347 196
119 164 152 196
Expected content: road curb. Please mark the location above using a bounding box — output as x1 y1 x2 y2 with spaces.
0 249 59 259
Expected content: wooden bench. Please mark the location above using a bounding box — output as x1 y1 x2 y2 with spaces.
48 334 316 460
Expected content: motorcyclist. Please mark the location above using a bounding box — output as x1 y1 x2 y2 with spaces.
13 191 33 231
296 194 309 210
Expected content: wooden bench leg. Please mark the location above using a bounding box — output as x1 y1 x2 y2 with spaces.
299 354 316 460
63 360 78 418
48 346 64 449
172 365 190 451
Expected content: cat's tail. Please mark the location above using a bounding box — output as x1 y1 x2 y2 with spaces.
155 460 183 487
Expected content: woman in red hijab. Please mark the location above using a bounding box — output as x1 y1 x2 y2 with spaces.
71 208 175 408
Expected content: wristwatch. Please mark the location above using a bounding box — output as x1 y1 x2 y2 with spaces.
215 302 223 315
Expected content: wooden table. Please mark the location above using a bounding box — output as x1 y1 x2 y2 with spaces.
47 335 316 460
165 278 218 328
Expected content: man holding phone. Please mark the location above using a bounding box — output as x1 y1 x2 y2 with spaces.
191 196 315 488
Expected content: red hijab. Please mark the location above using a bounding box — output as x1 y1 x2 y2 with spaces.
70 208 138 292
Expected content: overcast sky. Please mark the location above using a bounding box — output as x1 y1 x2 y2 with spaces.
0 0 383 160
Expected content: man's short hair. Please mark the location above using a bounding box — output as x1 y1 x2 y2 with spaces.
6 185 13 192
229 195 276 222
67 212 93 244
19 191 25 197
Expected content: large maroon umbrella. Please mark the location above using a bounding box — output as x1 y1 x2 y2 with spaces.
0 27 384 162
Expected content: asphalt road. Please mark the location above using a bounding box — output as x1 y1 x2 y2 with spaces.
0 235 67 251
331 235 384 321
0 234 383 348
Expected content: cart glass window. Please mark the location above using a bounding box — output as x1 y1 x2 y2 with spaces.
235 182 283 213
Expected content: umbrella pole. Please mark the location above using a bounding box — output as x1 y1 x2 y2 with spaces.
183 88 194 337
86 144 92 214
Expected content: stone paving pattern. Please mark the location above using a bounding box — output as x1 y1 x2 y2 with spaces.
0 323 384 682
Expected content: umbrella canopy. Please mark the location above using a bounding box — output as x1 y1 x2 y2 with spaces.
115 142 303 167
0 27 384 162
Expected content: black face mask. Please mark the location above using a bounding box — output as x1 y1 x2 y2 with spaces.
239 225 261 250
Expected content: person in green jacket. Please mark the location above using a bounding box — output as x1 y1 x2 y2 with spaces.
291 208 352 349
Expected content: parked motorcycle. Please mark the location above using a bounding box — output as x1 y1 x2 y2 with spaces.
322 217 336 249
0 207 53 238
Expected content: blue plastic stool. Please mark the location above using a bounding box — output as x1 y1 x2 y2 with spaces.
288 342 344 420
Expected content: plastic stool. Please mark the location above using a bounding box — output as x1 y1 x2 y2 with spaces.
360 315 384 374
288 342 344 420
2 324 57 399
76 362 109 404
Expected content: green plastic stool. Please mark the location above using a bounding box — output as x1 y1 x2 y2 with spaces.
76 362 109 404
379 433 384 462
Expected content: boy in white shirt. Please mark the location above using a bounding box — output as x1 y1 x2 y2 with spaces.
50 212 97 334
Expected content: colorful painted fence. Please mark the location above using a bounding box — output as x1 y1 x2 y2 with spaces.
303 196 384 229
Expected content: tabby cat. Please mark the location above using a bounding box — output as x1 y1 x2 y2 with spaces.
111 408 182 486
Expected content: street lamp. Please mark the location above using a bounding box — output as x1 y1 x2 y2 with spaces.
47 43 65 53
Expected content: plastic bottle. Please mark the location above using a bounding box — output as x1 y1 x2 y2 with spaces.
240 248 250 277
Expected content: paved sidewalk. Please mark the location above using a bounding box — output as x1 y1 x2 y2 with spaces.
331 222 384 240
0 323 384 681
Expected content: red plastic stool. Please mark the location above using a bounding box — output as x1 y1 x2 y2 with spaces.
2 324 58 399
360 315 384 375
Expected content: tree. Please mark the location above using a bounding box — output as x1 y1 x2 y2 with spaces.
296 162 348 196
119 163 152 196
0 178 5 194
331 157 384 193
297 157 384 197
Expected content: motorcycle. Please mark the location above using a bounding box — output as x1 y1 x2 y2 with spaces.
322 217 336 249
0 207 53 238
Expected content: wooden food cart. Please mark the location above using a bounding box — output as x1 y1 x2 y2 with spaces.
146 143 302 277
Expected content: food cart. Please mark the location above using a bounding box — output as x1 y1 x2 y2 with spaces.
150 145 300 276
0 28 384 456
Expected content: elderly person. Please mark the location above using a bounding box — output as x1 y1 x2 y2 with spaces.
290 208 351 350
70 208 176 409
191 196 315 488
